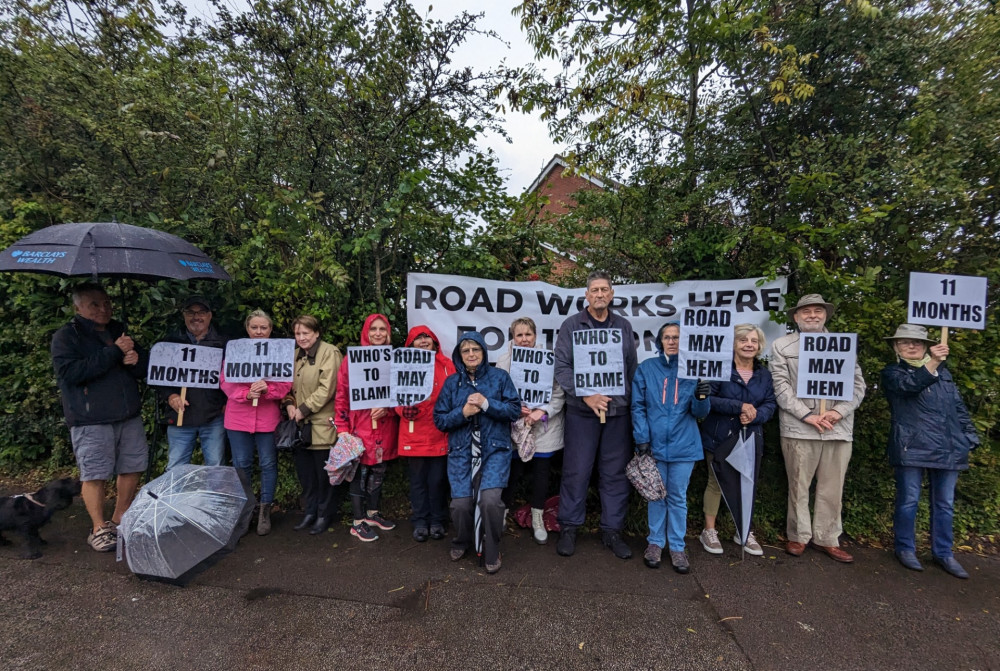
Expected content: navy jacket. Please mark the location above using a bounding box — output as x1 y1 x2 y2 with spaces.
434 332 521 497
881 361 978 470
51 316 148 427
700 361 777 453
554 308 638 417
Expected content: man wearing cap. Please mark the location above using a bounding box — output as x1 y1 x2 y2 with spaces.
771 294 866 563
157 296 230 470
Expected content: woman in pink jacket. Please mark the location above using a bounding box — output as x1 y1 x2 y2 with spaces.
333 313 399 542
220 310 293 536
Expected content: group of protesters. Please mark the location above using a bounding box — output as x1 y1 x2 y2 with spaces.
50 272 980 579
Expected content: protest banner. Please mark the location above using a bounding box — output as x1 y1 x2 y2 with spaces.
148 342 224 427
390 347 435 409
796 333 858 404
346 347 392 421
678 307 733 381
572 329 625 422
223 338 295 406
406 273 786 361
908 272 988 355
508 346 555 408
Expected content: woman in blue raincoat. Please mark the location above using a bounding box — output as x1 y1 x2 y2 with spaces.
434 331 521 574
632 322 711 574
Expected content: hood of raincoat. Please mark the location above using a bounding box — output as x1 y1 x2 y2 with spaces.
404 324 451 370
360 313 392 346
451 331 490 378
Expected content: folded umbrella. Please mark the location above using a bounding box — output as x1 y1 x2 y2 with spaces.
710 428 761 555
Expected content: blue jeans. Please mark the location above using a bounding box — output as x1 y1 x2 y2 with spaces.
647 459 696 552
894 466 960 558
166 417 226 470
228 430 278 504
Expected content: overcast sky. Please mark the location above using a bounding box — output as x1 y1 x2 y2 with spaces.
187 0 563 195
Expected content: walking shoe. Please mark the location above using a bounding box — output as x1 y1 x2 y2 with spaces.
531 508 548 545
556 527 577 557
699 528 723 555
413 527 429 543
670 550 690 574
934 556 969 579
87 522 117 552
895 550 924 572
735 531 763 556
485 554 502 574
429 524 446 540
365 512 396 531
449 546 466 561
350 522 379 542
643 543 662 569
602 530 633 559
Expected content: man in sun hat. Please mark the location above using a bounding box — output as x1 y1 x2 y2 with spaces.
770 294 866 563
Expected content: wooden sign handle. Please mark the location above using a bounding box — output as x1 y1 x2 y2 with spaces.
252 397 259 407
409 420 414 432
599 409 606 424
372 417 378 430
940 328 948 360
819 399 827 415
177 387 187 427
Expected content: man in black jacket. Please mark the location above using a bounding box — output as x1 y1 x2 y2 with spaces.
51 284 148 552
157 296 229 470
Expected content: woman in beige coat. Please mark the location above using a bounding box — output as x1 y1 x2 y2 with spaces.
283 315 344 535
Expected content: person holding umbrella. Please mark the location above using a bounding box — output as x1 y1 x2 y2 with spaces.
698 324 776 557
881 324 979 579
434 331 521 574
220 310 292 536
631 322 711 574
51 283 148 552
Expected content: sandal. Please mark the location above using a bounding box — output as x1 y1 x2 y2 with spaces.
87 523 117 552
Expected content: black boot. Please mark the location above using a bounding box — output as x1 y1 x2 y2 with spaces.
257 503 272 536
308 516 331 535
293 513 317 531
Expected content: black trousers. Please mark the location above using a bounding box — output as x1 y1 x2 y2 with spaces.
294 447 340 518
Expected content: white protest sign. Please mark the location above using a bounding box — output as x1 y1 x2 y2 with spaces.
508 346 555 408
147 342 223 389
678 308 733 381
390 347 435 406
908 272 988 330
796 333 857 401
346 346 392 410
223 339 295 382
407 273 787 362
571 329 626 396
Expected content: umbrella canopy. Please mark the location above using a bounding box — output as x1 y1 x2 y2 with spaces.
0 222 230 282
710 428 762 553
118 465 255 582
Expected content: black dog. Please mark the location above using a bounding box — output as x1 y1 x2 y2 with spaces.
0 477 81 559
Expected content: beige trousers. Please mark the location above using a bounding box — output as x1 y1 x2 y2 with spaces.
780 437 852 546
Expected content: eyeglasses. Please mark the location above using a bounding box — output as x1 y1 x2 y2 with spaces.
662 336 680 342
895 339 924 347
183 309 210 317
460 347 482 355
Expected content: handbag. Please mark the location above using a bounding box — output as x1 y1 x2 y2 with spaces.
275 418 312 450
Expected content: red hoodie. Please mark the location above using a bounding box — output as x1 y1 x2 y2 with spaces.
333 313 399 465
393 325 455 458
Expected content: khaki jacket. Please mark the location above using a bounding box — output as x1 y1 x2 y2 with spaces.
770 332 866 442
285 340 343 448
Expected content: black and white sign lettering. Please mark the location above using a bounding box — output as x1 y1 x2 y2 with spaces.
223 339 295 382
147 342 223 389
796 333 857 401
908 272 988 330
347 346 392 410
390 347 435 406
509 346 555 408
571 329 625 396
678 308 733 381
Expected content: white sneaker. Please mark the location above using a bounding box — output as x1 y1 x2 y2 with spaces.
531 507 548 545
699 528 723 555
735 531 764 556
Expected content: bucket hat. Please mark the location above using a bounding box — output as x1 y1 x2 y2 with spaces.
787 293 836 319
884 323 935 344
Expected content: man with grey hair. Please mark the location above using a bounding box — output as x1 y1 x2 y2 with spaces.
51 283 148 552
553 270 638 560
771 294 866 563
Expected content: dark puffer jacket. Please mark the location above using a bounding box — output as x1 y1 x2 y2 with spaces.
433 331 521 497
881 361 979 471
700 360 777 454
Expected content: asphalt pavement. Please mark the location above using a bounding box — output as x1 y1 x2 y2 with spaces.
1 499 998 671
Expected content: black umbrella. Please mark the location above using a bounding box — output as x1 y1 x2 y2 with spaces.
0 221 230 282
710 427 761 557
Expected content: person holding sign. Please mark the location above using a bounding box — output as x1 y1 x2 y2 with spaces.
51 284 148 553
771 294 866 563
394 326 455 543
433 332 521 574
698 324 776 557
881 324 979 579
631 322 711 573
282 315 343 535
220 310 292 536
333 314 399 542
553 271 638 560
497 316 565 545
157 296 229 471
